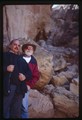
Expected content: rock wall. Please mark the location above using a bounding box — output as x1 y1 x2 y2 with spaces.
47 5 79 48
3 4 79 118
3 5 52 42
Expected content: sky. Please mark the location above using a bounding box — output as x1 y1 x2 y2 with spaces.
52 4 79 9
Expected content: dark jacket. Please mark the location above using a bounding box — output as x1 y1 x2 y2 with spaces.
3 51 32 96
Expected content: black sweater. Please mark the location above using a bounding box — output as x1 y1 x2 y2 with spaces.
3 51 32 96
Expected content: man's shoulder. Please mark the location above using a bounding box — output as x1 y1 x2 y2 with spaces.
17 55 26 63
31 55 37 64
18 55 23 61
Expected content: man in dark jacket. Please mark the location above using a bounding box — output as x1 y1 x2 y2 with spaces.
21 43 40 118
3 39 32 118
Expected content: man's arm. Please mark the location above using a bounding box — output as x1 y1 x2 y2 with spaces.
17 57 32 81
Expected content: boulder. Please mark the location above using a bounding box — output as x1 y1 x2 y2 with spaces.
51 75 68 86
28 89 54 118
70 83 79 95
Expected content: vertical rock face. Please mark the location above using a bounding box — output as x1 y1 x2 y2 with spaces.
3 5 52 41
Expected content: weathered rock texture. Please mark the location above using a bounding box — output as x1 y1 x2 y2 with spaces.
28 85 79 118
43 85 79 118
3 4 79 118
28 89 54 118
3 5 52 42
47 5 79 48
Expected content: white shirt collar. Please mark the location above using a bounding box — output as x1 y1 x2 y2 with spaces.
23 56 31 63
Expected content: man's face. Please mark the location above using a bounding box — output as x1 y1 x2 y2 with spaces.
24 46 34 56
10 40 20 54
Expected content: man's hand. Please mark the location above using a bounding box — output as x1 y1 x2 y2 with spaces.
7 65 14 72
27 85 30 90
18 73 26 81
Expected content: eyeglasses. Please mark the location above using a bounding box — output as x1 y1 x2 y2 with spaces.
25 46 33 50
